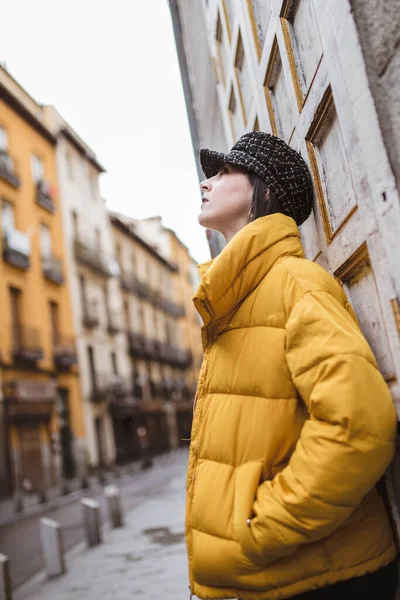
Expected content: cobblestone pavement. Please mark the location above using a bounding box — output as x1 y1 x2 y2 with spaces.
14 449 190 600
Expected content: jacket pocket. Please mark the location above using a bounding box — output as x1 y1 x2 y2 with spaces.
234 460 267 567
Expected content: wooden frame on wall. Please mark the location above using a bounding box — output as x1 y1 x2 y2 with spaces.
263 37 280 137
306 86 358 244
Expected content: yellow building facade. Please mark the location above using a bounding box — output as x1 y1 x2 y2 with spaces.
0 67 84 508
168 230 203 396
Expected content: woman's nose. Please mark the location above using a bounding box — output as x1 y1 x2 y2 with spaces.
200 179 211 192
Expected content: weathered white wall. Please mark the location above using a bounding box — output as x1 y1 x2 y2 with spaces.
173 0 400 539
350 0 400 192
171 0 227 256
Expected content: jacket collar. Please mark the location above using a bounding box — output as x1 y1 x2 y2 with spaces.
193 214 304 332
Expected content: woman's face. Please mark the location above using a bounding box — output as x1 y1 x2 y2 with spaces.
198 164 253 240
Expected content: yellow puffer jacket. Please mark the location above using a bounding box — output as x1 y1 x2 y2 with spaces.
186 214 397 600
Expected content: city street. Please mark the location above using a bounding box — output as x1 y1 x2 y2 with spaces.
0 448 190 598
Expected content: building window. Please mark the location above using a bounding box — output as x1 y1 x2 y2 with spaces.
1 199 15 231
0 126 8 152
49 301 59 346
124 299 130 330
39 223 52 258
79 275 87 307
72 211 79 239
66 149 74 180
103 283 109 314
95 228 101 251
116 243 122 273
31 154 45 183
9 286 21 347
90 172 97 200
111 351 118 376
87 345 97 389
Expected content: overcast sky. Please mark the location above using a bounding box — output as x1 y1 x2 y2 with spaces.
0 0 210 263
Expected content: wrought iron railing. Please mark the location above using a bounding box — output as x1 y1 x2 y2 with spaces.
90 374 130 403
0 150 20 188
42 255 64 284
36 180 55 213
107 310 120 335
82 300 100 329
54 336 77 369
12 326 44 362
74 236 112 277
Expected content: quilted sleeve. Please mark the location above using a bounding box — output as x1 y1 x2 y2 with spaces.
250 290 396 563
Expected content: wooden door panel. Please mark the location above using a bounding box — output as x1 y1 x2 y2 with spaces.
20 425 42 492
335 245 396 383
249 0 273 56
264 38 296 141
306 90 358 242
281 0 322 105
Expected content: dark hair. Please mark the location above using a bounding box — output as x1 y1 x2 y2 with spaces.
247 171 281 223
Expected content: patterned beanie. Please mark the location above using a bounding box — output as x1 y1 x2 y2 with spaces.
199 131 314 226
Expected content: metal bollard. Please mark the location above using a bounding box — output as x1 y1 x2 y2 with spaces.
0 553 12 600
81 498 102 547
104 485 124 528
39 517 66 578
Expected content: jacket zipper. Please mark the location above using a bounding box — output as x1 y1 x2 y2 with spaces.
188 300 212 598
188 341 212 598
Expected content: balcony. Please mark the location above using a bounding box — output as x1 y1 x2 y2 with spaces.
158 298 186 318
42 255 64 285
175 348 193 369
110 375 131 400
127 332 158 360
91 374 130 403
82 301 99 329
74 236 114 277
54 337 77 369
0 150 20 188
107 310 120 335
127 332 192 369
120 275 185 317
3 228 31 270
36 181 56 213
13 326 44 362
128 332 149 359
120 273 153 300
159 343 193 369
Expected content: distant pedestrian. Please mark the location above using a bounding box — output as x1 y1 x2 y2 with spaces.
186 131 398 599
136 426 153 470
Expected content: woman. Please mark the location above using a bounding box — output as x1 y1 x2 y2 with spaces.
186 131 398 599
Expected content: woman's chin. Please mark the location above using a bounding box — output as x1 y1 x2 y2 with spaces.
198 211 212 228
198 210 223 233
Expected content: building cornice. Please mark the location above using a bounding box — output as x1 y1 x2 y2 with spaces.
110 214 178 272
0 82 57 145
61 126 105 173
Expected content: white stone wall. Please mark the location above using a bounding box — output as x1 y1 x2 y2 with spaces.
174 0 400 535
350 0 400 192
171 0 227 256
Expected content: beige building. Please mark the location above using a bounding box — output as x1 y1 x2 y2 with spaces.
43 107 131 476
132 216 203 392
170 0 400 533
110 213 198 455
